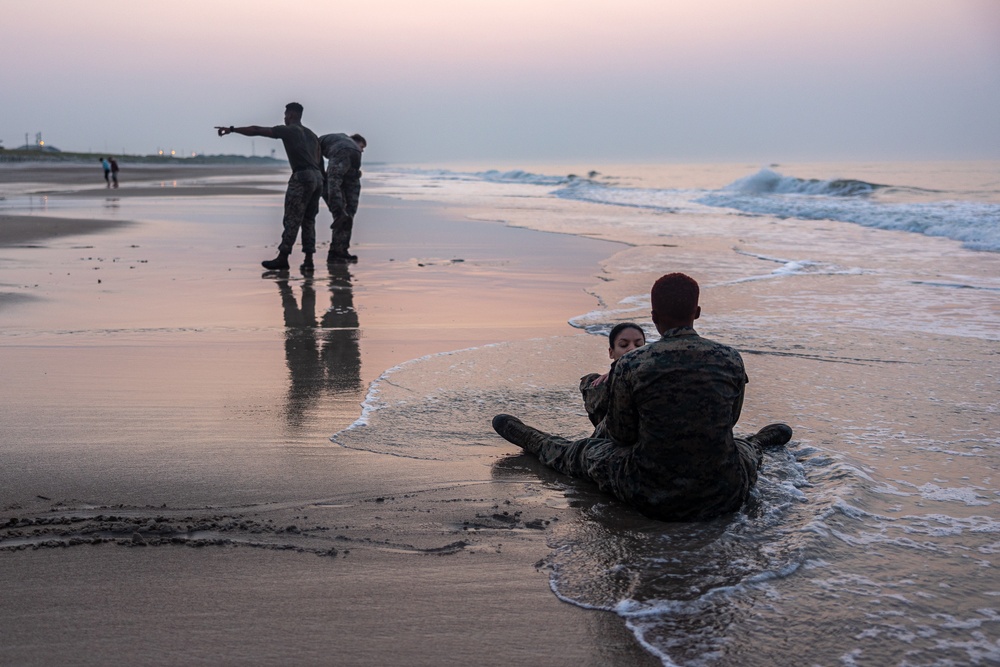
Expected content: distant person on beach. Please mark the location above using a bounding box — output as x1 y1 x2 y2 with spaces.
216 102 324 272
319 133 366 263
109 158 119 189
100 158 111 187
493 272 793 522
580 322 645 430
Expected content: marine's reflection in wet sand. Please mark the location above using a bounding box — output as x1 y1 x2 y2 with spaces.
275 264 362 430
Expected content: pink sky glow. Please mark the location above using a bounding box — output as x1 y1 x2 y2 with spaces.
2 0 998 162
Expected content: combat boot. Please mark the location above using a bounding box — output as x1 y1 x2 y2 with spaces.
492 414 543 455
326 249 358 264
300 252 315 273
747 423 793 448
262 251 290 271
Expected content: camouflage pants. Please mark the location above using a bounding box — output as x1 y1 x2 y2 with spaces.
323 154 362 253
278 170 323 255
510 424 762 521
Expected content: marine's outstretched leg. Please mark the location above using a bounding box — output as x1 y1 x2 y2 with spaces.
732 423 791 492
491 414 608 480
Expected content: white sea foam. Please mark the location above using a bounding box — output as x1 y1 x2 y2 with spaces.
901 514 1000 537
725 249 867 283
915 483 992 506
567 294 652 334
475 169 577 186
553 179 704 214
697 189 1000 253
332 342 504 435
398 165 1000 253
721 168 885 196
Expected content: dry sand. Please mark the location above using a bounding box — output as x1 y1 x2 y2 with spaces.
0 162 659 666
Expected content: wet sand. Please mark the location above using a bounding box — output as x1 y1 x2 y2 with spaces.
0 215 130 246
0 160 284 186
0 163 658 666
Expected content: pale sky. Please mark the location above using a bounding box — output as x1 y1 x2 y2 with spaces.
2 0 998 164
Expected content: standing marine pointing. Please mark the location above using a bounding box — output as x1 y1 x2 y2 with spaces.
216 102 324 272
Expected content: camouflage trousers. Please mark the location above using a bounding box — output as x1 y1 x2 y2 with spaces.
278 170 323 255
323 154 362 254
510 424 762 521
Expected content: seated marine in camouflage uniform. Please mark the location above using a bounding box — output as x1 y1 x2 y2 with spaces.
580 322 646 430
492 272 793 521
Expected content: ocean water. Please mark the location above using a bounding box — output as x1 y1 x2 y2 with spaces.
338 161 1000 666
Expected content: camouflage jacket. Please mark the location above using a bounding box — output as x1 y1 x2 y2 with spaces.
320 133 362 170
603 326 754 517
579 371 610 427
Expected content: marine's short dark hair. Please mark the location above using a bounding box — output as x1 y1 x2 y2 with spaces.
608 322 645 349
285 102 304 115
651 273 700 321
350 133 367 147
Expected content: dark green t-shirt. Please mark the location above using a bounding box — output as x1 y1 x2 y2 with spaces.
272 123 322 173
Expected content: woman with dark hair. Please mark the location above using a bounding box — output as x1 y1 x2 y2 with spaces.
579 322 646 428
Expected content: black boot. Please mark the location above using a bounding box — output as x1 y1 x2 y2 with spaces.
261 251 290 271
491 414 544 455
747 423 793 448
300 252 315 273
326 249 358 264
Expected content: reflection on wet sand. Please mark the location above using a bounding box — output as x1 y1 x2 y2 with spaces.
275 264 362 430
